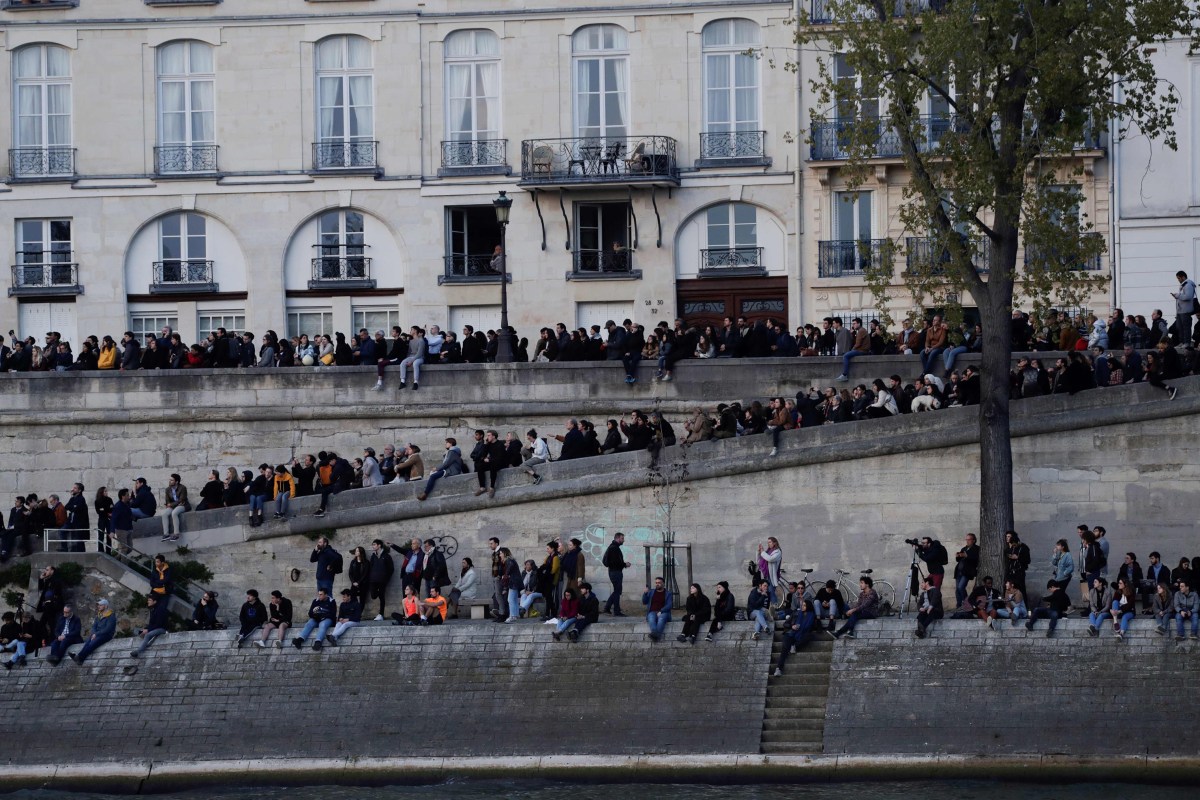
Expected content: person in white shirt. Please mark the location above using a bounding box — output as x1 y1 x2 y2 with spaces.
522 429 551 486
425 325 445 357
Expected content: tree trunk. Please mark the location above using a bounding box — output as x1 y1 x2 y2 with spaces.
975 282 1016 585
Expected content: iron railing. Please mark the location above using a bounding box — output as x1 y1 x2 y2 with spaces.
1024 233 1103 272
810 115 969 160
440 139 507 169
817 239 892 277
155 144 219 174
700 246 764 272
153 259 214 285
8 146 75 178
572 249 634 275
312 139 378 170
144 1 222 6
698 131 767 161
311 255 371 282
905 236 992 274
520 136 679 184
444 254 502 280
808 0 938 23
42 528 208 607
2 1 80 9
11 261 78 289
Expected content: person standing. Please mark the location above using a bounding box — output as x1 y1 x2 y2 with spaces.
501 548 522 623
561 537 586 596
602 532 631 616
367 539 395 621
309 536 342 595
421 539 450 599
757 537 783 608
1170 270 1197 346
63 483 89 554
953 534 980 610
487 537 504 620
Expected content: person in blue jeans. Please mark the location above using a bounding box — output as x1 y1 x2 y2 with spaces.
46 604 83 665
70 599 117 664
833 577 880 639
1085 577 1113 636
746 580 772 640
1173 579 1199 641
642 576 673 642
1026 581 1071 637
292 588 336 650
1108 578 1136 639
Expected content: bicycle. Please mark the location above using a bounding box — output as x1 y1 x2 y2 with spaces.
827 568 897 617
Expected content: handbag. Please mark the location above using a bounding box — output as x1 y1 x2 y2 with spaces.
320 352 335 366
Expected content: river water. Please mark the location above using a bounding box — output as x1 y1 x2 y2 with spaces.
4 780 1195 799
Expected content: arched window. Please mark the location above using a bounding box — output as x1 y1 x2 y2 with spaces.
705 202 759 268
315 210 368 280
11 44 72 177
157 213 210 285
572 25 628 141
156 41 216 173
702 20 760 137
314 36 375 168
443 30 501 167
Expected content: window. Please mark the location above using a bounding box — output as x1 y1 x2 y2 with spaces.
15 218 73 287
156 41 216 172
572 25 628 141
445 30 499 145
130 314 178 343
11 44 72 176
287 309 333 340
835 191 872 241
574 202 632 274
158 213 209 283
315 36 374 167
198 312 245 335
702 20 760 135
704 203 759 269
445 206 502 278
834 54 878 123
315 210 368 280
352 307 399 336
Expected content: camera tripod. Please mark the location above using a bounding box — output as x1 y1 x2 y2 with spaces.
899 544 924 619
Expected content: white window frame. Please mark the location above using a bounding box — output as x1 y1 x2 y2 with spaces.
156 41 215 149
572 25 630 141
444 30 501 145
315 36 374 146
701 19 761 135
834 190 873 241
352 307 399 337
11 44 72 175
129 313 178 343
198 311 245 336
287 308 334 340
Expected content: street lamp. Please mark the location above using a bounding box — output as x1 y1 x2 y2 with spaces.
492 190 515 364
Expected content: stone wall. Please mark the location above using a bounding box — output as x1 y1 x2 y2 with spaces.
824 619 1200 756
0 621 769 767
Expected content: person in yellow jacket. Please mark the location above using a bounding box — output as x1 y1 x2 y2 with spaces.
96 336 118 370
271 465 296 521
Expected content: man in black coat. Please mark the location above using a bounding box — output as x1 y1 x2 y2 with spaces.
569 582 601 641
367 538 395 620
953 533 981 610
556 419 588 461
601 533 630 616
421 539 450 598
314 453 351 516
620 321 646 384
62 483 89 554
473 430 505 498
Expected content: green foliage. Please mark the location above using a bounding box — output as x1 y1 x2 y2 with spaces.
2 589 25 610
0 562 32 590
303 528 337 542
125 591 148 616
171 560 215 586
174 545 192 557
55 561 85 588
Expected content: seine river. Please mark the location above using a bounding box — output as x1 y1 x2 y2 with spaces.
5 780 1196 799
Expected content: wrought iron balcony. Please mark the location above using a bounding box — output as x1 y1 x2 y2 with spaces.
905 236 992 274
8 147 75 179
152 260 217 293
817 239 892 278
309 255 375 289
520 136 679 186
440 254 508 285
697 131 770 167
810 115 968 161
438 139 509 176
1024 233 1103 272
312 140 378 172
155 144 219 175
2 1 80 9
568 249 641 280
699 246 766 277
9 260 81 297
144 1 222 6
808 0 939 24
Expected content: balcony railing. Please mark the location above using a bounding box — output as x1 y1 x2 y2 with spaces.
1024 233 1103 272
152 260 217 293
8 147 75 178
2 1 80 9
310 255 375 289
808 0 939 24
570 249 639 279
811 115 969 161
10 261 80 295
144 1 222 6
906 236 992 274
699 246 765 276
312 140 378 171
817 239 892 277
697 131 769 166
439 139 509 175
520 136 679 185
440 254 505 284
155 144 219 174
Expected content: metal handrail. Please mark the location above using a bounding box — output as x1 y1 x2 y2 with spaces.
520 135 679 183
43 527 208 605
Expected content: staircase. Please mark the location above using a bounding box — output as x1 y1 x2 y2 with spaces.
759 622 833 755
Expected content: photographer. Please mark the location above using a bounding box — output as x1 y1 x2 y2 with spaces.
910 537 949 590
953 534 981 609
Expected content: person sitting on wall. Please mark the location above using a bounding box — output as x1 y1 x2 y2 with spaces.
129 477 157 520
814 579 844 633
832 577 880 639
188 591 221 631
1026 580 1071 637
390 585 423 626
773 598 817 677
705 581 737 642
1174 579 1200 642
991 579 1027 628
746 579 772 641
419 585 448 627
293 588 336 650
258 590 294 649
130 593 171 658
642 576 673 643
328 589 362 645
913 575 944 639
676 583 712 645
957 575 1001 621
235 589 267 647
46 603 82 666
70 599 117 664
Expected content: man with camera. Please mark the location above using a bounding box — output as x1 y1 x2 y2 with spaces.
953 534 980 609
911 537 949 590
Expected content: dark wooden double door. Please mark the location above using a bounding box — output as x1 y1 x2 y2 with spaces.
677 277 788 330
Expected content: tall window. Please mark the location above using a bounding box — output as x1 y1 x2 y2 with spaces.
572 25 628 141
158 213 209 283
834 53 878 124
315 210 367 280
130 314 178 343
352 307 399 336
15 219 73 287
198 312 245 335
315 36 374 167
12 44 72 176
445 30 499 144
705 203 758 268
157 41 215 172
835 191 872 241
702 20 760 135
287 309 333 340
574 202 632 273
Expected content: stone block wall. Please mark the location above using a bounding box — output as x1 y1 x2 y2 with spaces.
0 621 769 765
825 619 1200 756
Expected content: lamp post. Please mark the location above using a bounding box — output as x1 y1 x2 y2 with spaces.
492 190 515 364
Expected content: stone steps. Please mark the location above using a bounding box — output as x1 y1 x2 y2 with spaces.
760 741 822 754
759 628 834 756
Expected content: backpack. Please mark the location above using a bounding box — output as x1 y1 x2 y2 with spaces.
328 549 344 575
